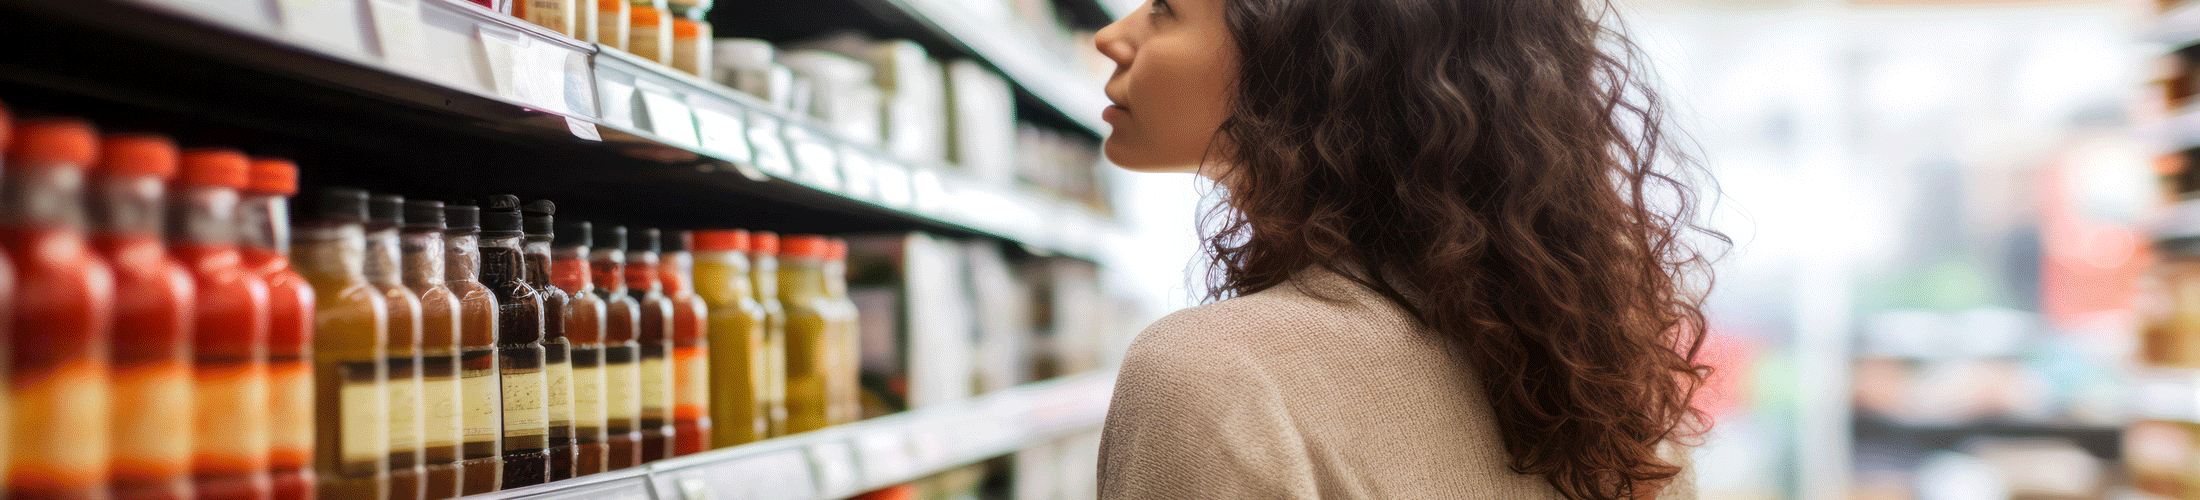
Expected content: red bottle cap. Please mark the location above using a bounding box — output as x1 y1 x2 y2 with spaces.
694 229 751 252
7 118 99 169
752 231 780 256
827 238 847 261
97 134 179 179
179 148 252 188
249 157 299 195
779 234 829 259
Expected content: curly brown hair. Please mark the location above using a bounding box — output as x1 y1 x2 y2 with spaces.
1201 0 1720 497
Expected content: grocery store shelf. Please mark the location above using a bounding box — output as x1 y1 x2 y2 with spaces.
466 371 1116 500
878 0 1114 134
0 0 1118 261
2157 1 2200 49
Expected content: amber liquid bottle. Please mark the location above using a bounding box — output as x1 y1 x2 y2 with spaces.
4 118 116 500
660 230 710 455
241 158 314 500
749 232 787 438
695 230 766 447
479 196 549 488
625 228 677 460
777 235 831 433
443 205 503 495
294 188 389 500
365 196 427 500
521 201 576 480
554 221 609 475
175 150 276 500
92 135 194 500
823 239 860 424
400 201 462 500
591 225 644 468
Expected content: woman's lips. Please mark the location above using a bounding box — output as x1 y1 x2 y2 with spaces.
1103 105 1129 122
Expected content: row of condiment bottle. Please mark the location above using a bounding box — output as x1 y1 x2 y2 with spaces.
501 0 714 76
0 106 864 500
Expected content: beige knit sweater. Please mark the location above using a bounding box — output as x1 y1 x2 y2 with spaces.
1098 268 1695 499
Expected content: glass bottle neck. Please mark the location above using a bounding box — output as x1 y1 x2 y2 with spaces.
823 259 847 298
3 166 92 230
480 233 529 290
402 228 446 290
524 237 553 289
592 249 627 293
663 251 693 295
241 194 290 255
779 257 823 298
295 222 369 284
700 250 754 299
170 185 241 247
553 246 593 293
626 250 660 292
364 226 403 285
446 230 484 284
90 175 165 237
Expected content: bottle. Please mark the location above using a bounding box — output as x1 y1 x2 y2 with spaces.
666 0 710 76
92 134 195 500
594 0 629 50
660 230 710 455
365 196 427 500
513 0 578 37
241 158 315 500
824 239 860 424
553 221 609 476
4 118 115 500
399 201 462 500
175 149 276 500
625 228 676 460
0 104 16 497
626 0 673 65
520 201 576 481
477 196 549 489
443 204 503 495
591 225 644 468
293 188 389 500
695 230 765 447
749 232 787 437
777 235 832 433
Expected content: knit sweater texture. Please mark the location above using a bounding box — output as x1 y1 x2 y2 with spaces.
1097 268 1696 499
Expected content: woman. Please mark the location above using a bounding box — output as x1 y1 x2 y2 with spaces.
1092 0 1716 498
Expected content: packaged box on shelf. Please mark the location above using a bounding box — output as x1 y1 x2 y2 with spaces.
846 233 978 410
947 60 1018 185
868 40 951 167
781 50 885 147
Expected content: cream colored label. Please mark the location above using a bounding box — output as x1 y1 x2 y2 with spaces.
423 377 461 448
198 362 272 464
15 361 111 485
605 361 641 421
675 348 708 414
640 356 671 417
269 363 316 457
502 369 549 437
521 0 576 36
547 361 574 428
628 24 665 61
462 368 501 441
338 362 389 465
114 363 192 467
572 362 604 427
595 2 627 50
388 367 422 451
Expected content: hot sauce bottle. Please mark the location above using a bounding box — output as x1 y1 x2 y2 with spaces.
241 158 314 500
93 134 194 500
553 221 609 475
659 230 710 455
293 188 389 500
364 196 426 500
4 118 116 500
521 201 575 481
695 230 765 447
400 201 462 500
174 149 274 500
478 196 548 488
748 232 787 438
442 204 502 495
777 235 831 433
625 228 676 460
590 225 644 468
0 105 15 496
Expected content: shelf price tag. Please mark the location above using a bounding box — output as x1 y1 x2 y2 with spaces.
279 0 371 56
784 126 841 192
635 82 699 148
745 111 795 178
596 79 638 129
807 440 862 499
364 0 427 72
692 104 753 165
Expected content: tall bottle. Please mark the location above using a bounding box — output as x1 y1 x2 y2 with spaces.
660 230 710 455
175 149 275 500
777 235 832 433
626 0 673 65
0 104 15 497
695 230 766 447
520 201 577 481
365 196 426 500
443 204 502 495
591 225 644 468
92 134 195 500
823 239 860 424
241 158 315 500
3 118 115 500
625 228 677 461
399 201 462 500
294 188 389 500
479 196 550 488
554 221 610 475
749 232 787 437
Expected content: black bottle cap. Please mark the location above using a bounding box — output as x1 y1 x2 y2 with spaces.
444 203 480 232
404 200 445 230
299 187 369 223
368 194 405 229
661 230 691 252
523 200 556 237
594 224 627 252
555 220 592 248
480 194 523 236
627 227 661 253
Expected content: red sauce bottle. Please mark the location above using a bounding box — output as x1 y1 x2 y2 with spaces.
623 228 675 462
3 118 117 500
242 158 317 500
93 134 196 500
658 230 709 456
175 149 275 500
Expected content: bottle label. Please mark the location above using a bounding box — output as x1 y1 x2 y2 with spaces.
674 345 709 419
337 360 388 473
113 362 192 471
502 366 550 440
388 357 423 454
269 359 316 466
546 345 575 439
461 350 502 457
422 356 462 450
629 23 666 61
596 1 628 50
14 360 110 486
640 355 671 421
604 351 641 426
198 360 273 465
570 349 607 440
521 0 575 36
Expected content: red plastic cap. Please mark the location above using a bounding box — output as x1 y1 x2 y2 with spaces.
7 118 99 169
97 134 180 179
827 238 847 260
249 157 299 195
694 229 752 252
779 234 829 258
752 231 780 255
179 148 252 188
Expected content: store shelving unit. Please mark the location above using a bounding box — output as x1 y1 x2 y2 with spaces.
0 0 1127 498
875 0 1112 134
